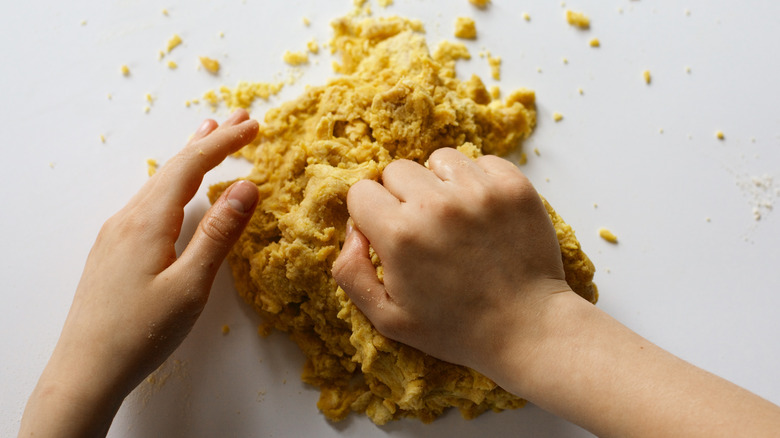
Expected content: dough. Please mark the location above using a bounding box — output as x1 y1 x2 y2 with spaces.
209 15 597 424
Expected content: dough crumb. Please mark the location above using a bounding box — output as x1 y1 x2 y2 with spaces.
715 130 725 140
302 16 311 26
307 39 320 54
120 65 130 76
469 0 490 8
166 34 182 53
523 12 531 21
283 50 309 65
454 17 477 39
99 134 106 143
552 112 563 122
643 69 651 84
566 10 590 29
200 56 221 74
162 8 169 16
167 60 178 69
488 54 501 80
222 325 231 335
146 159 158 176
589 38 600 47
598 227 618 244
378 0 393 7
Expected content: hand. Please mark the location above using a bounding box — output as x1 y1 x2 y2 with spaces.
332 147 572 377
20 109 259 437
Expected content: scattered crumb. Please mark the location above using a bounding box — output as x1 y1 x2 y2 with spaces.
487 54 501 80
145 93 154 103
715 130 724 140
167 60 178 69
48 162 55 169
685 66 691 74
523 12 531 21
185 100 191 107
565 10 590 29
219 31 225 38
643 70 651 84
618 7 623 13
589 38 600 47
735 174 777 221
302 17 311 26
533 147 540 156
143 106 150 114
199 56 221 74
307 39 319 54
552 112 563 122
80 20 87 26
107 93 112 100
146 159 158 176
598 227 618 244
201 81 285 111
469 0 490 8
577 88 584 95
536 67 542 73
283 50 309 65
162 8 169 16
166 34 182 53
562 57 568 64
454 17 477 39
158 50 165 61
518 152 528 165
120 65 130 76
593 203 598 208
222 325 231 335
99 134 106 143
377 0 393 7
685 9 691 16
705 217 711 222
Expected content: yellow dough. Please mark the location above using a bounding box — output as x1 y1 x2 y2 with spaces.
209 15 597 425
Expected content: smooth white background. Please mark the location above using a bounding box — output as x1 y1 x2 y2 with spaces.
2 1 779 437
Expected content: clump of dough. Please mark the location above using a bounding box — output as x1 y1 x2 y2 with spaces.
209 15 596 425
454 17 477 39
199 56 220 74
566 10 590 29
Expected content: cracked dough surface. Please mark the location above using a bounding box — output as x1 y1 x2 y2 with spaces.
208 15 597 424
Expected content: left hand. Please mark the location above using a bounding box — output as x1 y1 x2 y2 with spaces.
19 109 259 438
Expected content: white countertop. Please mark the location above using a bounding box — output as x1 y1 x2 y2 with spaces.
2 1 779 436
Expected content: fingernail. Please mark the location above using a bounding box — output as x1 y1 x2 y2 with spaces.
346 218 354 238
226 181 258 214
195 119 212 135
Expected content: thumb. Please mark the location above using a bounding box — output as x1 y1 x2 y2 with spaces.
333 220 402 331
173 180 259 284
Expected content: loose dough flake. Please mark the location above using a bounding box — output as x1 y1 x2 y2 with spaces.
209 15 597 425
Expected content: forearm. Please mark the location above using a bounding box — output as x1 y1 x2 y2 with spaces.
494 291 780 438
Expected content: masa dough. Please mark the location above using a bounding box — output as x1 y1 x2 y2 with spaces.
209 15 597 425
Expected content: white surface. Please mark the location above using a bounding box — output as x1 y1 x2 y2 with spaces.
2 0 779 436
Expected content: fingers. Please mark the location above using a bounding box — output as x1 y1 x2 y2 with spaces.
381 159 441 202
426 147 484 183
345 179 402 242
187 119 218 145
332 220 402 329
150 110 259 211
166 180 259 293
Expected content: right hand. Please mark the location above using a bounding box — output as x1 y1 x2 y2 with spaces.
332 147 573 377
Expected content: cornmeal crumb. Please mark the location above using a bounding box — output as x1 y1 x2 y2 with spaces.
643 70 651 84
553 112 563 121
222 325 231 335
158 50 165 61
469 0 490 8
487 54 501 80
307 39 319 54
283 50 309 65
685 66 691 74
167 34 182 53
454 17 477 39
377 0 393 7
120 65 130 76
523 12 531 21
518 152 528 165
107 93 112 100
167 60 178 69
490 85 500 99
162 8 168 16
716 130 725 140
185 100 191 107
99 134 106 143
145 93 154 103
302 17 311 26
589 38 600 47
80 20 87 26
562 57 568 64
143 106 150 113
566 10 590 29
598 227 618 244
146 159 158 176
534 147 540 156
199 56 220 74
219 31 225 38
578 88 584 95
